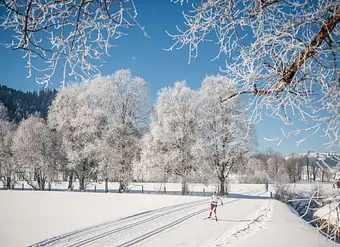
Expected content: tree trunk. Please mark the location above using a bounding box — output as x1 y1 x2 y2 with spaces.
181 179 188 195
22 174 39 190
6 176 11 190
43 178 46 190
118 182 123 193
105 178 109 193
37 174 41 190
63 172 68 182
36 171 46 191
219 178 227 195
322 170 325 182
68 172 74 191
312 167 318 181
38 177 45 190
306 158 310 181
297 164 302 181
40 178 46 191
118 181 128 193
79 175 85 191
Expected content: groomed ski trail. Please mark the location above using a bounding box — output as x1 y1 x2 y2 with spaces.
30 189 268 247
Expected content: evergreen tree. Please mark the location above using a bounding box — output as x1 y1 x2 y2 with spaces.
0 85 57 123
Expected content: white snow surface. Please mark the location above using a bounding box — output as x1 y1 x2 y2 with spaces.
0 184 337 247
9 180 337 195
315 202 340 226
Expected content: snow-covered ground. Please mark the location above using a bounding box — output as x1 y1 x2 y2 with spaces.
7 180 337 195
315 201 340 226
1 183 338 247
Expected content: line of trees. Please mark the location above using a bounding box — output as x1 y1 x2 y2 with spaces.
1 1 339 160
237 149 332 184
0 70 257 195
141 77 255 195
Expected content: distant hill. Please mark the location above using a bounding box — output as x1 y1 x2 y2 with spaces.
0 84 57 123
286 152 340 172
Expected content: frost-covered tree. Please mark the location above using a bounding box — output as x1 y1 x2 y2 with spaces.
99 126 141 193
0 119 15 189
48 70 148 192
309 157 320 181
141 82 198 195
48 86 106 191
0 102 8 120
267 153 289 183
169 0 340 149
284 157 300 183
237 157 268 184
48 85 79 190
0 0 146 86
0 103 16 189
195 76 255 195
81 70 149 129
82 70 148 193
12 116 57 190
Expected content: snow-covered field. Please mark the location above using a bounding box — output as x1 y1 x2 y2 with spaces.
7 180 337 195
0 183 338 247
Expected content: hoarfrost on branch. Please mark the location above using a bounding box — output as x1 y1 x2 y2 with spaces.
0 0 146 85
168 0 340 149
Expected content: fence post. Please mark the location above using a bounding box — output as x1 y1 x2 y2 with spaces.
203 188 205 196
22 183 24 190
164 186 166 194
142 185 144 194
94 185 97 193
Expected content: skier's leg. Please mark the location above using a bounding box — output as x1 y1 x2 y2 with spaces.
209 204 213 217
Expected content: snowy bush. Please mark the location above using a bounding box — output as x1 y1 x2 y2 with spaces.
273 183 295 204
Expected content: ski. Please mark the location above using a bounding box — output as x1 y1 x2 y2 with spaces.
203 216 218 221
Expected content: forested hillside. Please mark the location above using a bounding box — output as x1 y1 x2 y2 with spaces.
0 85 57 123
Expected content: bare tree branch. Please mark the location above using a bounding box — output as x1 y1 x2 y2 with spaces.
170 0 340 148
222 8 340 101
0 0 145 86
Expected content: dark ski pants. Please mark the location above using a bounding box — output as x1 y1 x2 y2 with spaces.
209 203 217 217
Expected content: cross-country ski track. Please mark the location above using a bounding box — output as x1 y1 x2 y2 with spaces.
29 189 272 247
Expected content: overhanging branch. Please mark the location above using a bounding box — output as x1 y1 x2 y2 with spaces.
221 8 340 102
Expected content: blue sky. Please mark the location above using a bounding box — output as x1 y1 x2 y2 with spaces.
0 0 338 155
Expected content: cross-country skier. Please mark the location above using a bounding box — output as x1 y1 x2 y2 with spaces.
208 191 223 221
